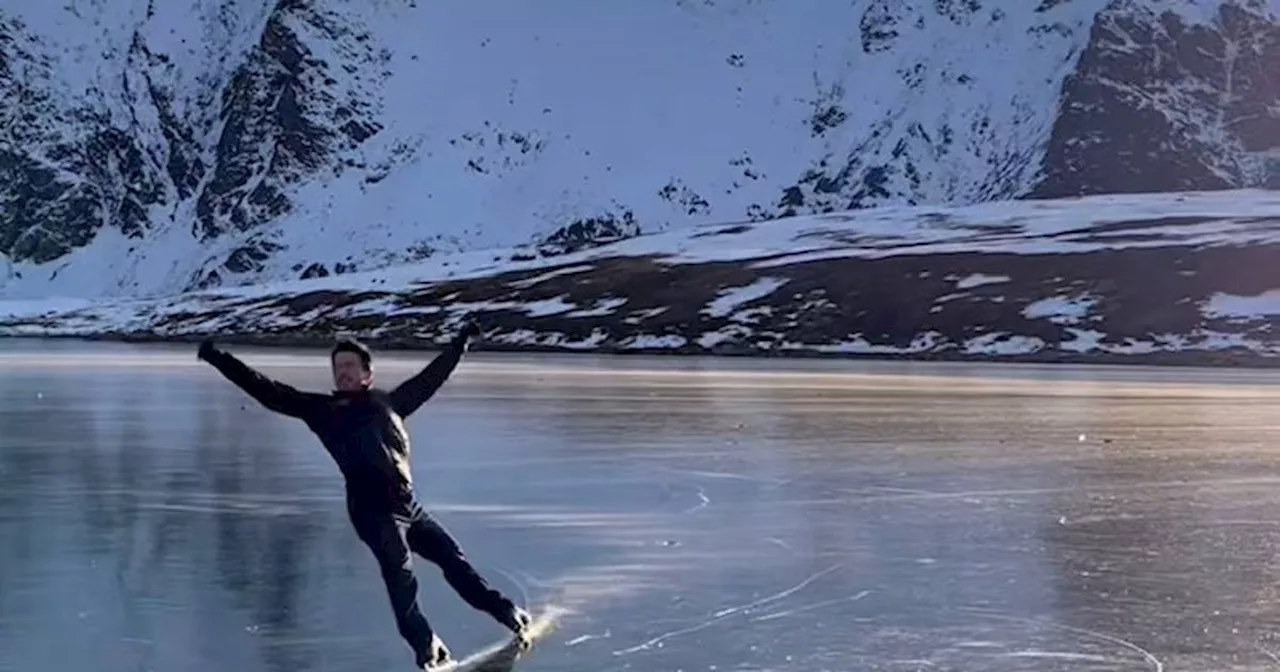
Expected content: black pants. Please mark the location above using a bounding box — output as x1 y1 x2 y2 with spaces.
351 503 515 666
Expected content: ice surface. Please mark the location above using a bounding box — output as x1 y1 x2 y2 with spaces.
5 342 1280 671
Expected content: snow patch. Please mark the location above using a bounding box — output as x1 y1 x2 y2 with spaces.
954 273 1010 290
621 334 687 349
493 329 609 350
1060 329 1104 353
1054 328 1275 355
703 277 788 318
1202 291 1280 320
508 265 597 289
624 307 669 325
698 324 755 348
522 297 578 318
963 333 1045 355
1023 295 1097 325
567 297 628 318
791 332 944 355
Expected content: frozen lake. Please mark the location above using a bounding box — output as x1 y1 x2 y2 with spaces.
3 339 1280 671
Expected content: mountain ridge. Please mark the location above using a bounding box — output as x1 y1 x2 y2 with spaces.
1 0 1278 302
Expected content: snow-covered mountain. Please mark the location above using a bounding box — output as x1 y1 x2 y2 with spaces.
2 0 1277 302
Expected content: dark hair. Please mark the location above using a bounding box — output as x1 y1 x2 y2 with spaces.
331 338 372 370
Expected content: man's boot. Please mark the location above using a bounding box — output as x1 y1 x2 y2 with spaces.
418 634 452 671
499 605 533 648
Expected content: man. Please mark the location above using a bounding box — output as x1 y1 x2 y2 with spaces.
196 324 529 671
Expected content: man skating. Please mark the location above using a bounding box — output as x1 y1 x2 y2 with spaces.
197 324 530 670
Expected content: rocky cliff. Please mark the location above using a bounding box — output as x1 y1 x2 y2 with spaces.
2 0 1276 302
1031 0 1280 198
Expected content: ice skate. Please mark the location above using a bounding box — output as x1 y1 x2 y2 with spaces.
420 634 453 671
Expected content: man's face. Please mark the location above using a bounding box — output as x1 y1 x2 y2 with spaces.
331 351 372 391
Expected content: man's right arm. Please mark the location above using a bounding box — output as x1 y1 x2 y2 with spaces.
198 340 321 420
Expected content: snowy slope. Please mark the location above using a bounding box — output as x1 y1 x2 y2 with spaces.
5 189 1280 366
3 0 1277 302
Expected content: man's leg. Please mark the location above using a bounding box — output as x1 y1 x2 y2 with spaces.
404 509 528 633
353 515 446 668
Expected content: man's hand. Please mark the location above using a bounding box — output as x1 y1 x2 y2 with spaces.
451 319 481 351
197 338 216 362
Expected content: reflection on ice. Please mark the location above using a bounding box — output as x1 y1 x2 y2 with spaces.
4 345 1280 670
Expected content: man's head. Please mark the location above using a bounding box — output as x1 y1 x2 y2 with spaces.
330 338 373 392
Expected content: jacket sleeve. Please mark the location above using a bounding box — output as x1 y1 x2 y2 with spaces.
388 341 465 418
201 346 323 420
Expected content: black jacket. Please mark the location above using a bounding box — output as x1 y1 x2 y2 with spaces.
199 342 465 518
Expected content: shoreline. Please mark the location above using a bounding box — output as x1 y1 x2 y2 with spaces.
6 330 1279 370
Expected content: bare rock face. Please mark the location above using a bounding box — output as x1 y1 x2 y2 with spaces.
0 15 166 266
782 0 1280 215
1032 0 1280 198
192 1 388 287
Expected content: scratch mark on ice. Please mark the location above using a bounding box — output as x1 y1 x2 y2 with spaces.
749 590 870 622
964 608 1164 672
565 631 611 647
682 486 710 514
765 537 793 551
612 563 843 656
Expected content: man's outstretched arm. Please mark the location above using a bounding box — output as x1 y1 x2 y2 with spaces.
198 340 322 420
389 323 478 418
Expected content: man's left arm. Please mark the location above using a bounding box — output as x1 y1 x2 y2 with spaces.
389 322 478 418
